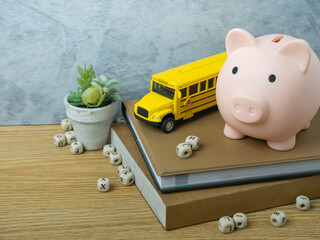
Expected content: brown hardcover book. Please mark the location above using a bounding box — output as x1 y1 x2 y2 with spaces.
111 122 320 230
122 100 320 192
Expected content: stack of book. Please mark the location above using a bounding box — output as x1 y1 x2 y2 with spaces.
110 100 320 230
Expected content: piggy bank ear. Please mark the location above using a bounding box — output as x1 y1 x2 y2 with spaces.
226 28 257 55
276 39 311 73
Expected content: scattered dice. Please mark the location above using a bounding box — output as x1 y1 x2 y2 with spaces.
109 152 122 166
70 141 84 154
120 171 135 186
103 144 116 157
118 165 131 176
65 131 76 144
185 135 200 150
218 216 235 234
117 117 126 124
176 143 192 159
61 118 73 131
233 212 247 229
296 195 310 211
270 211 287 227
53 134 67 147
97 177 110 192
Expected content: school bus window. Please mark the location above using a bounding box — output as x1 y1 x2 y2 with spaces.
200 80 206 92
215 76 218 87
208 78 214 88
152 81 175 100
189 83 198 96
180 88 187 98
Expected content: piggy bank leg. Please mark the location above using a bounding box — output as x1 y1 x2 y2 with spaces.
224 123 245 139
267 136 296 151
302 122 310 130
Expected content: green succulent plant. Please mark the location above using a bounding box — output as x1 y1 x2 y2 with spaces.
67 64 121 108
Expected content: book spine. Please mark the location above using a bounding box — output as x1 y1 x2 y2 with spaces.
110 128 167 229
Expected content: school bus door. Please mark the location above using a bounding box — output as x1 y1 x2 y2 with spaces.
177 86 194 120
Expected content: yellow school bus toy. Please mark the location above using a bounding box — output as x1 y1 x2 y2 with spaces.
134 52 227 133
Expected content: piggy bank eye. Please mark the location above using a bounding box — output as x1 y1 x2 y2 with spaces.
232 67 238 74
269 74 276 83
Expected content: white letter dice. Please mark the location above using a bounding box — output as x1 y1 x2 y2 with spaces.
176 143 192 159
109 152 122 165
61 118 73 131
53 134 67 147
218 216 235 233
270 211 287 227
233 213 247 229
118 165 131 176
103 144 116 157
185 135 200 150
120 171 135 186
65 131 76 144
70 141 84 154
97 177 110 192
296 195 310 211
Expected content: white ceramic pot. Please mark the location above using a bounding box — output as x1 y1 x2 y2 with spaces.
64 96 117 150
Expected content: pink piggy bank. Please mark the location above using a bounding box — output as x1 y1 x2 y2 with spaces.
216 28 320 151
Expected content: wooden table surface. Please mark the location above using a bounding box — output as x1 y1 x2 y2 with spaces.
0 125 319 239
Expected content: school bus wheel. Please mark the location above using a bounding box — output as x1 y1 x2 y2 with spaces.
160 116 175 133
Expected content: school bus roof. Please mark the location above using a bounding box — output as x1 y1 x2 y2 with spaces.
152 52 227 88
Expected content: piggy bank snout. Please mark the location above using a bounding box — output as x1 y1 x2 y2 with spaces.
230 93 269 124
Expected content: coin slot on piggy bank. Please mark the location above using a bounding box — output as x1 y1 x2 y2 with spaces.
272 35 284 43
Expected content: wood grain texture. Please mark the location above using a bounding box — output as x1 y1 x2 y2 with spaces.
0 125 319 239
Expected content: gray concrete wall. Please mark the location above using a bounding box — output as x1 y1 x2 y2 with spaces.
1 0 319 125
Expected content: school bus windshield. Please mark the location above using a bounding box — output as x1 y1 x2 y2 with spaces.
152 81 175 100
